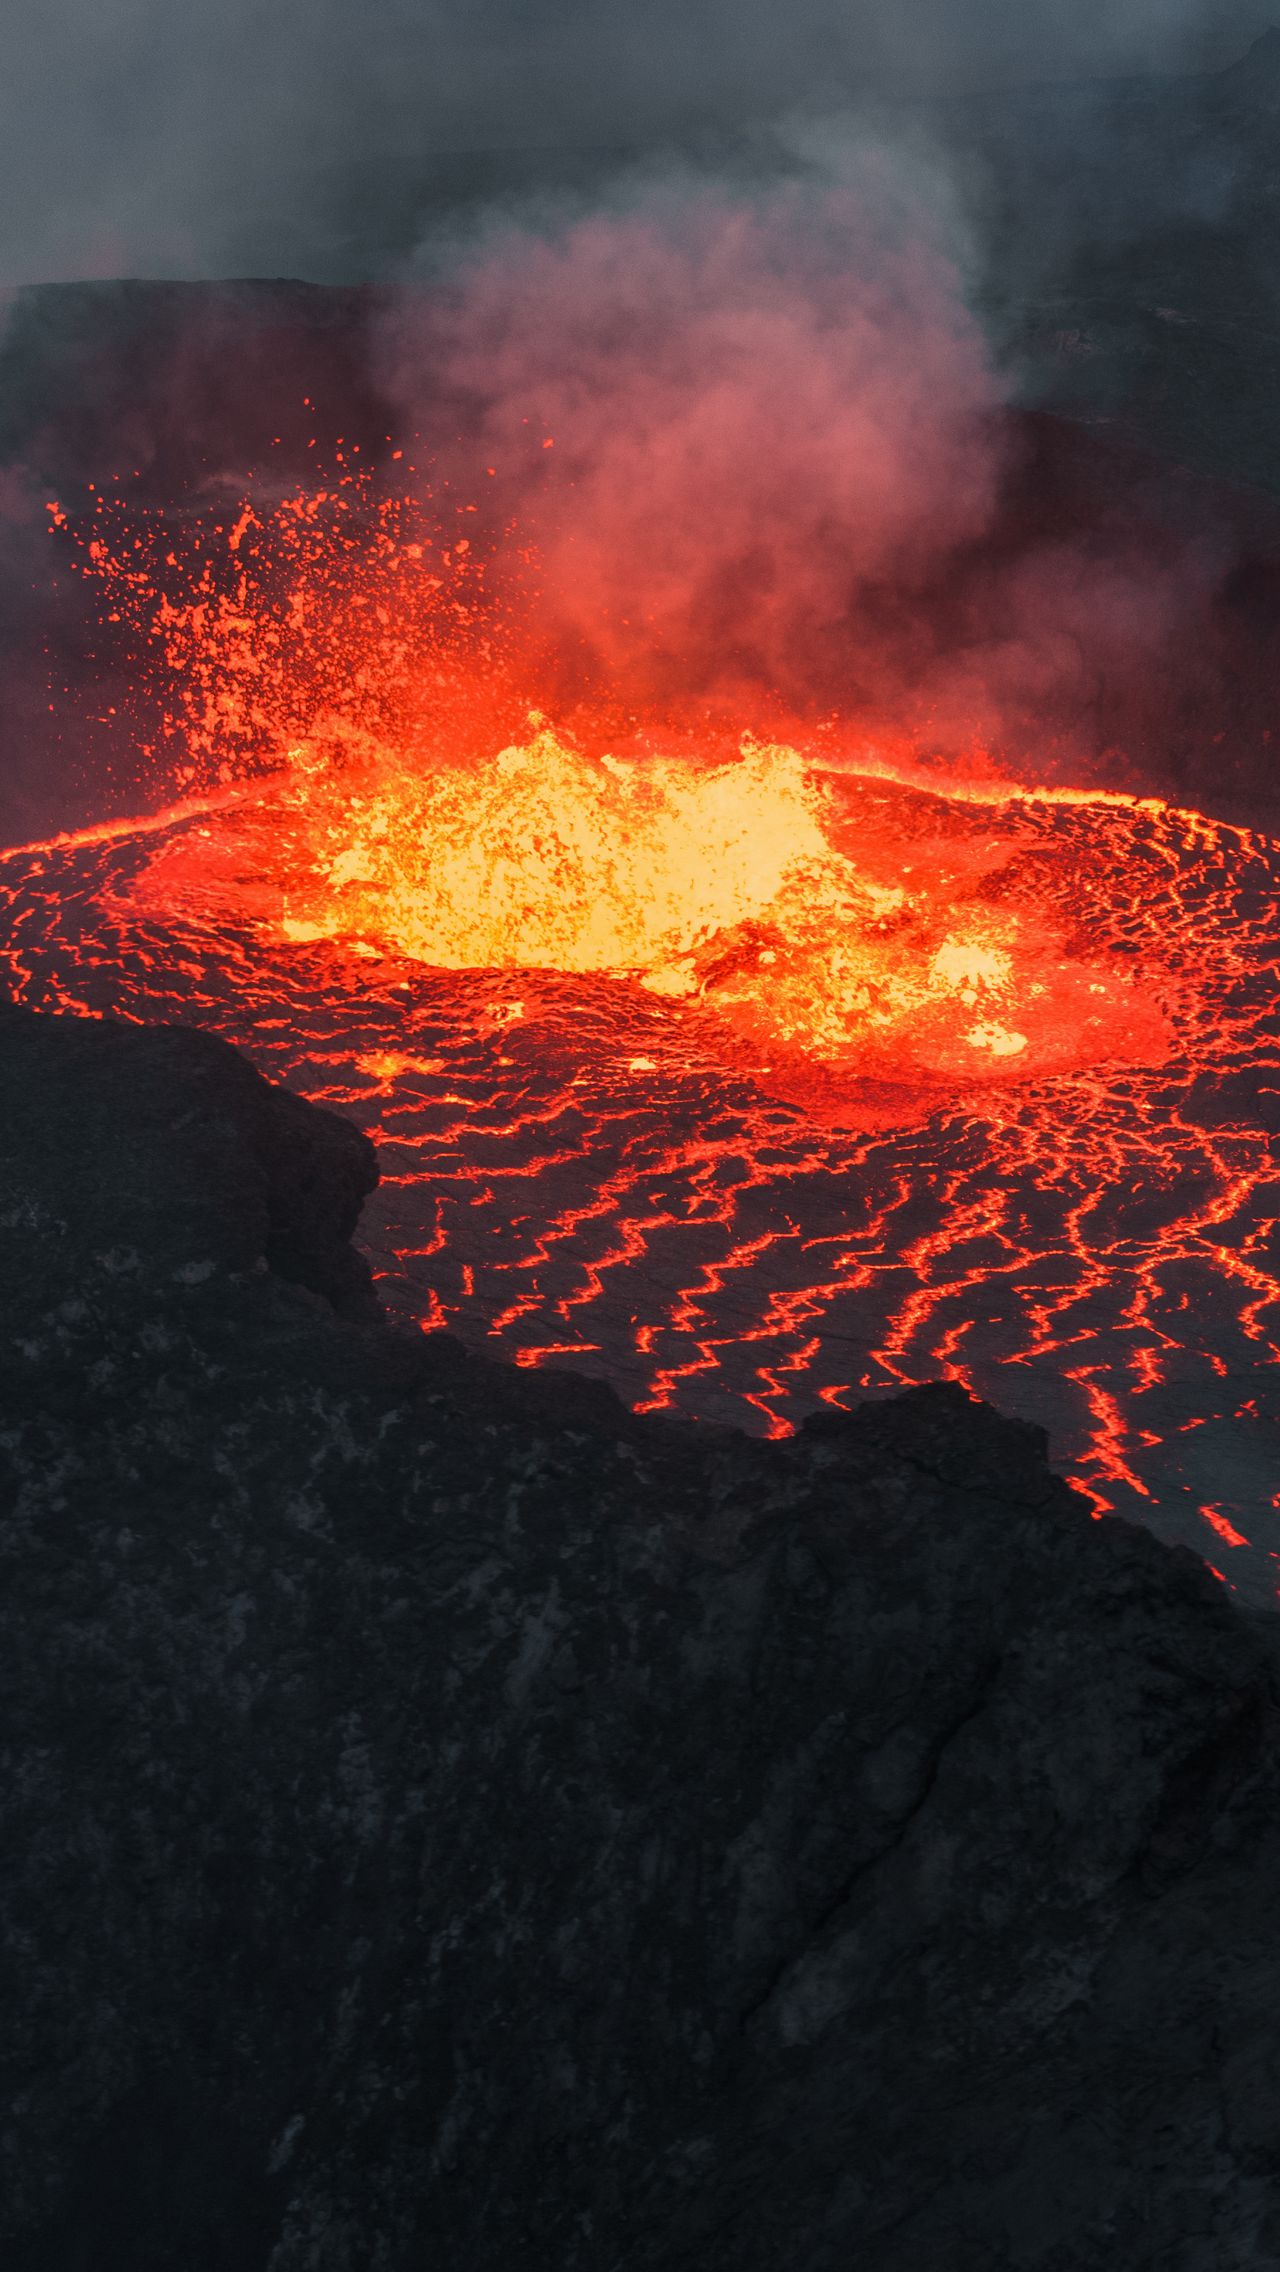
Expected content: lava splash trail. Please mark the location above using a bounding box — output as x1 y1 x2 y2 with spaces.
3 736 1279 1604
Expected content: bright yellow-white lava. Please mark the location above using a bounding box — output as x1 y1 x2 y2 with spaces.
266 726 1149 1080
285 733 850 966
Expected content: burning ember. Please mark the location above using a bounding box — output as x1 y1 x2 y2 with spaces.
4 480 1280 1604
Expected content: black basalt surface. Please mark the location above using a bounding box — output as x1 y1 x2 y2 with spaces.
2 1008 1279 2270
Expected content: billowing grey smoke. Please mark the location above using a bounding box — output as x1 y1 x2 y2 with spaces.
1 0 1277 848
0 0 1269 285
374 138 1236 770
380 152 1001 711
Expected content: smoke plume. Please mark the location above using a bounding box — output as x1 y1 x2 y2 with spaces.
374 142 1243 784
381 156 1002 724
2 1 1277 838
0 0 1269 286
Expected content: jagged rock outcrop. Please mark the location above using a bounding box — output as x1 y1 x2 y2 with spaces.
1 1008 1278 2271
0 1005 380 1321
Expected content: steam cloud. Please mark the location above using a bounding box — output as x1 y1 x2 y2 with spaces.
378 148 1230 769
0 0 1274 838
382 159 1001 720
0 0 1269 284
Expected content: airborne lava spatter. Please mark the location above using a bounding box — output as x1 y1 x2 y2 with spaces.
9 479 1280 1604
115 727 1172 1096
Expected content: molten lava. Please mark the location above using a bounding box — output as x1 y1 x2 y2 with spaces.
121 725 1170 1108
6 480 1279 1607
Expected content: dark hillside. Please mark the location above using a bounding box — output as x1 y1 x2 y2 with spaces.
2 1007 1278 2269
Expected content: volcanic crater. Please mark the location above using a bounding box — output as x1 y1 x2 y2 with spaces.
5 722 1279 1602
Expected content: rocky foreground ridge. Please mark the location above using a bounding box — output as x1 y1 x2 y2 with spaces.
2 1006 1279 2271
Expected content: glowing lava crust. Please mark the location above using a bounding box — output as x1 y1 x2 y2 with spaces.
4 729 1280 1602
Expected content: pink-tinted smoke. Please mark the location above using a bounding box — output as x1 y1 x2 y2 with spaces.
380 171 1005 719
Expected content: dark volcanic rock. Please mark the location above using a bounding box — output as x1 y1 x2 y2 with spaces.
0 1005 380 1319
1183 1059 1280 1136
2 1011 1279 2271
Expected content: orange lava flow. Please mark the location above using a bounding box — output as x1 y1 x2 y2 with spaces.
7 484 1280 1605
118 725 1172 1102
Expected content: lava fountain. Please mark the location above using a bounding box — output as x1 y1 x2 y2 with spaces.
4 480 1280 1605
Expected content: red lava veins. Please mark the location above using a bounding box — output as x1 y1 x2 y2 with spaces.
3 738 1280 1603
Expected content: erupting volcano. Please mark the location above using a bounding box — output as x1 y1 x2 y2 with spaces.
4 464 1280 1605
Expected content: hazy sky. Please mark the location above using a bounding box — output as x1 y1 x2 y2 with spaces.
0 0 1273 283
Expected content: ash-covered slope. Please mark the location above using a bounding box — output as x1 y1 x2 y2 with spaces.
2 1008 1279 2272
